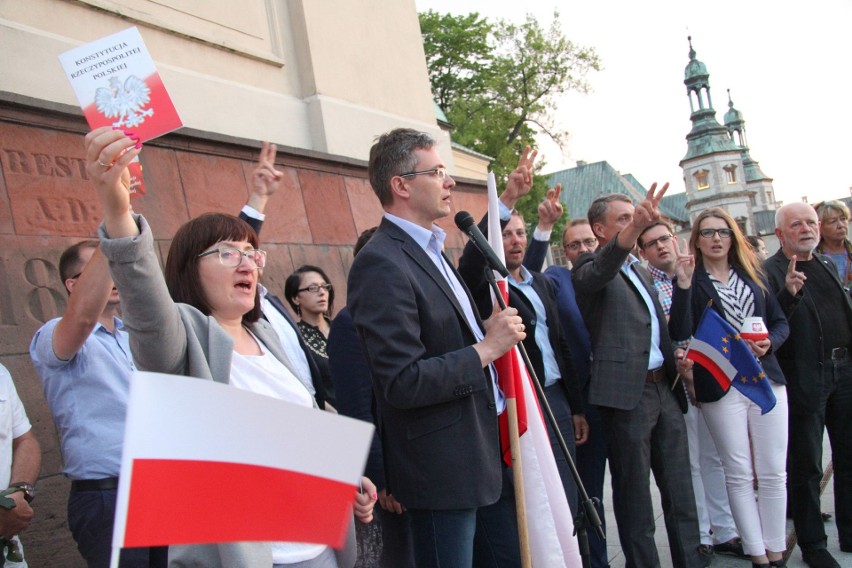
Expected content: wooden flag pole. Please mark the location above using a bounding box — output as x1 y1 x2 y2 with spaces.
507 396 532 568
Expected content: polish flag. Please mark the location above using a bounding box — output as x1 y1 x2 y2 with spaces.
112 372 373 554
486 175 581 566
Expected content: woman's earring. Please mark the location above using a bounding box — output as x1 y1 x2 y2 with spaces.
295 305 301 317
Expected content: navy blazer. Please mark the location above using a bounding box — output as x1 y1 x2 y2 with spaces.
348 217 502 510
521 237 593 392
669 264 789 403
328 307 385 489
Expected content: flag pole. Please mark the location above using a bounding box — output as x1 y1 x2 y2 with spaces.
484 267 605 543
487 270 532 568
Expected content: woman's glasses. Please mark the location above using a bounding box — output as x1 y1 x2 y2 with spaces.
698 228 734 239
198 247 267 268
298 283 333 294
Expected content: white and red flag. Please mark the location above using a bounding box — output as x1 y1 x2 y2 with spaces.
486 174 581 566
59 27 182 143
112 371 373 557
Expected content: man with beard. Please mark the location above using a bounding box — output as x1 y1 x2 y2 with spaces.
765 202 852 568
458 185 589 518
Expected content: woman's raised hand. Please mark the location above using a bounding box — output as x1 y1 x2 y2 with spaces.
84 127 141 238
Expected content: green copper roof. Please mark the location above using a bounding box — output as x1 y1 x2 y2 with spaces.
684 37 708 81
545 161 688 223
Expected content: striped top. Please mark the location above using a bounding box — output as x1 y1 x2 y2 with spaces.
707 268 755 329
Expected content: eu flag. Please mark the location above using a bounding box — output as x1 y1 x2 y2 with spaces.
685 307 776 414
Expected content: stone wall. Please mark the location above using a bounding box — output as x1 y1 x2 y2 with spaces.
0 94 486 565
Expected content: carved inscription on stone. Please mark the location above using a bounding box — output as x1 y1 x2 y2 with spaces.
0 239 69 354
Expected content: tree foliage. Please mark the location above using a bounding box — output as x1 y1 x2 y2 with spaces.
420 10 601 236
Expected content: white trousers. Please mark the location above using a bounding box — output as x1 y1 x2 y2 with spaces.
701 383 788 556
685 402 739 545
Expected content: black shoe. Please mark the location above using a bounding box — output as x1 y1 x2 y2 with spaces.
840 543 852 553
802 548 841 568
714 538 747 558
769 560 786 567
753 563 770 568
698 544 714 565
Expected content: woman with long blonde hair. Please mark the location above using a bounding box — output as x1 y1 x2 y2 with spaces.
669 207 790 567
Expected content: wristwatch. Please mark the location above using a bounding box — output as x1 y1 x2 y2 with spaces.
8 482 35 503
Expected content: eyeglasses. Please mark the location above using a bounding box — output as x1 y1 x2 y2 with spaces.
698 228 734 239
564 238 598 251
298 283 333 294
198 247 267 268
398 166 449 182
642 233 673 249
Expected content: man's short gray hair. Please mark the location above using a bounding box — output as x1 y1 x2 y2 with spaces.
368 129 435 206
587 193 632 227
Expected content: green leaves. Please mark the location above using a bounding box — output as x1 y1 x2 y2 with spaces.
419 10 601 241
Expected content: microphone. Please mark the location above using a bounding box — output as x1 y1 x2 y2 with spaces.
454 211 509 278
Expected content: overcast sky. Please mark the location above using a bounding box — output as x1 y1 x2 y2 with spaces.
415 0 851 206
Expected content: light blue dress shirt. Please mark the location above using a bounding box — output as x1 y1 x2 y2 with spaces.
508 266 562 387
30 317 135 480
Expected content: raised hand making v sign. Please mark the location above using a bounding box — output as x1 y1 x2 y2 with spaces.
499 145 538 210
536 184 564 232
615 181 669 251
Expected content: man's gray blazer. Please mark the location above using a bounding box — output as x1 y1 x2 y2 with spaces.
572 236 685 412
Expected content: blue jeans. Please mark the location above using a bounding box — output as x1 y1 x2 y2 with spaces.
408 507 478 567
408 467 521 567
68 487 168 568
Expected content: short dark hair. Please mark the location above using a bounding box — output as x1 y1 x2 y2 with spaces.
165 213 261 324
369 128 435 206
587 193 632 228
353 227 378 257
637 220 675 249
284 265 335 318
59 240 99 293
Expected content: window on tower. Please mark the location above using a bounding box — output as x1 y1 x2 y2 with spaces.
724 164 737 184
695 170 710 190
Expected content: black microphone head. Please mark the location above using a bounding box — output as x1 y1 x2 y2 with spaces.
454 211 475 232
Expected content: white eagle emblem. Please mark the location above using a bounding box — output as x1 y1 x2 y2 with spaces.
95 75 154 128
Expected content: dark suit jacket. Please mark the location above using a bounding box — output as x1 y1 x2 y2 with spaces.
347 217 502 510
669 264 789 403
328 307 385 489
521 236 593 392
572 236 686 412
765 249 852 413
457 215 584 416
239 210 327 408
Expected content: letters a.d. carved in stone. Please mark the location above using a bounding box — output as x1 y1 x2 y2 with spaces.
1 125 103 237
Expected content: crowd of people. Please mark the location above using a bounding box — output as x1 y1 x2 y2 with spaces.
1 126 850 568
